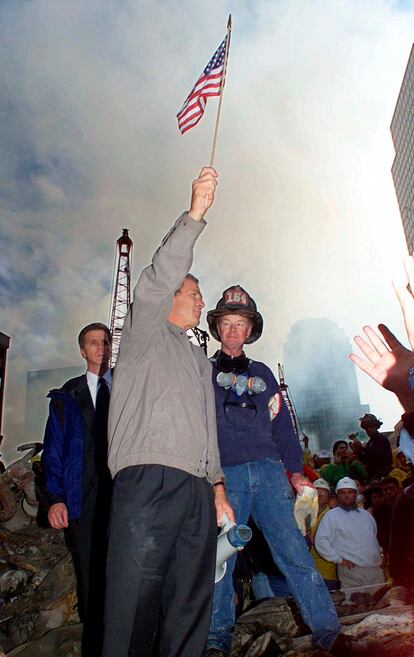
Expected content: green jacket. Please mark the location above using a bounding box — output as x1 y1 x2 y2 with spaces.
320 460 367 488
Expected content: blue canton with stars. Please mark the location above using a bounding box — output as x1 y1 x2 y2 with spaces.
204 37 226 75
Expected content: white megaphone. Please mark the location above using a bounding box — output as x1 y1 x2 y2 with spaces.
215 514 252 583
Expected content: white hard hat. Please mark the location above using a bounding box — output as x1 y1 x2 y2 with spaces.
313 478 330 492
317 450 331 459
335 477 358 492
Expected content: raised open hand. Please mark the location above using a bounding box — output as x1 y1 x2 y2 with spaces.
350 324 414 412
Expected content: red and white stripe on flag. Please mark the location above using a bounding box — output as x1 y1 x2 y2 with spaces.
177 36 227 135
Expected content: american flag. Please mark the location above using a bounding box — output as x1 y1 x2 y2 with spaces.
177 36 227 135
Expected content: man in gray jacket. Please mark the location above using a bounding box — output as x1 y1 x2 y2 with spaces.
102 167 234 657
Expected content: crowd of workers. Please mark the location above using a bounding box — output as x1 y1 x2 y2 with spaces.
298 422 414 593
39 168 414 657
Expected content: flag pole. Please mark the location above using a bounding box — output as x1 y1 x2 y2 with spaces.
209 15 232 168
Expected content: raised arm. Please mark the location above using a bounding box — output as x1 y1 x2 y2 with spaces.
394 255 414 350
119 168 218 357
350 255 414 412
350 324 414 412
136 166 218 305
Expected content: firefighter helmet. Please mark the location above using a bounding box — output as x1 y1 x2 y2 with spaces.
207 285 263 344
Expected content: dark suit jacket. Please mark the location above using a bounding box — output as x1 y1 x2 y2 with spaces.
43 373 110 518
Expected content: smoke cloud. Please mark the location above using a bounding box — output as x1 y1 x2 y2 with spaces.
1 0 413 462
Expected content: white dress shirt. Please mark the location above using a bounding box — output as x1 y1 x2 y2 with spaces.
86 369 112 408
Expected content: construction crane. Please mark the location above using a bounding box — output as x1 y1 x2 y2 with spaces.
109 228 133 368
277 363 300 437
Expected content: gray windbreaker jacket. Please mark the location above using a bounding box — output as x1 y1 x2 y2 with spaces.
107 212 223 484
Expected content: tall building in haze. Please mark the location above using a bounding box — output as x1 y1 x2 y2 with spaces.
391 44 414 253
283 319 369 451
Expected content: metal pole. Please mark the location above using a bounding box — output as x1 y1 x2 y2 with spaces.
209 15 232 168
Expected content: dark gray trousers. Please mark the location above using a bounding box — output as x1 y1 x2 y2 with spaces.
65 487 110 657
102 465 217 657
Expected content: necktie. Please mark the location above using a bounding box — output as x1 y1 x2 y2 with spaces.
95 377 110 478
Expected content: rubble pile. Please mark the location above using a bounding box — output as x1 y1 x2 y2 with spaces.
0 524 79 655
231 598 304 656
1 509 414 656
230 587 414 657
331 584 413 617
4 624 81 657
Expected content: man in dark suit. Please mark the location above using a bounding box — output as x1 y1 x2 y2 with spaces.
42 322 112 657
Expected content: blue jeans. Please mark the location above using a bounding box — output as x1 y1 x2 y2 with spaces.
252 572 339 597
251 572 292 599
207 459 340 653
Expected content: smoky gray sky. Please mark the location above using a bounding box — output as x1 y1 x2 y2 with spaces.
1 0 413 462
